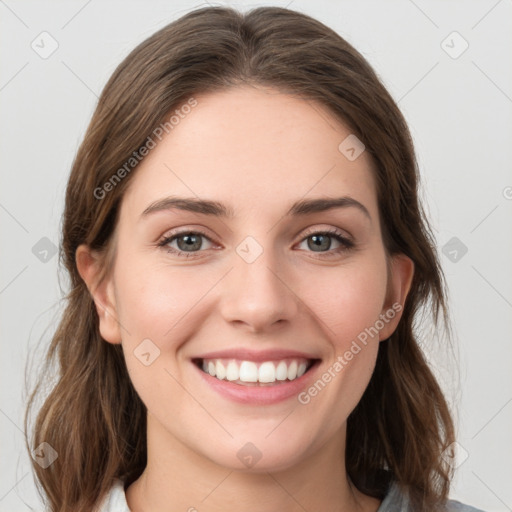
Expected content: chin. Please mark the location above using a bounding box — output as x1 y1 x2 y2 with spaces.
200 434 318 474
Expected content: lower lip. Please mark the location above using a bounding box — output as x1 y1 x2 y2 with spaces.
194 361 320 405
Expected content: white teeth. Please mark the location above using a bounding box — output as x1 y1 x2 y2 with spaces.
215 360 226 380
199 357 313 384
276 361 288 381
226 361 239 381
287 361 298 380
239 361 258 382
258 362 275 383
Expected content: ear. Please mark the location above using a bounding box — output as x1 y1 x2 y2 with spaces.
378 253 414 341
75 244 122 344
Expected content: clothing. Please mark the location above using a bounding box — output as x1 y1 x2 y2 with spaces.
98 478 485 512
378 481 485 511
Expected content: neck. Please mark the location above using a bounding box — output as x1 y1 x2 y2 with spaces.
125 414 381 512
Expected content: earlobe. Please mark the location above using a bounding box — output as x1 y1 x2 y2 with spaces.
379 254 415 341
75 244 122 344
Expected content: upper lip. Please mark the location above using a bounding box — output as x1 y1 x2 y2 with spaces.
192 348 320 362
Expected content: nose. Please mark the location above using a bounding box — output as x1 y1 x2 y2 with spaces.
219 246 299 334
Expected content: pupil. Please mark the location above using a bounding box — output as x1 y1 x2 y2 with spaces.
309 234 330 252
178 234 201 251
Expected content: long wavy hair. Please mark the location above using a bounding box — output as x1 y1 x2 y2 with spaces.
25 6 455 511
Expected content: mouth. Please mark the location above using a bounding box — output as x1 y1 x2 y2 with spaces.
192 357 319 387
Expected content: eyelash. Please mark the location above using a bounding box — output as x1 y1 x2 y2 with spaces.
157 227 355 259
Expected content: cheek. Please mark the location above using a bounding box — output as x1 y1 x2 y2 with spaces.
290 258 388 439
114 256 214 341
113 258 212 407
301 256 389 348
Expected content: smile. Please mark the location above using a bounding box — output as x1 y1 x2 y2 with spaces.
196 358 316 386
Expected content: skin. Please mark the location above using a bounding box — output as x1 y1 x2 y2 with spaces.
77 85 414 512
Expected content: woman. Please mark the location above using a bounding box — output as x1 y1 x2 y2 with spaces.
25 6 484 512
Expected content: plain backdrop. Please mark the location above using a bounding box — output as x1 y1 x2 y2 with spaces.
1 1 511 511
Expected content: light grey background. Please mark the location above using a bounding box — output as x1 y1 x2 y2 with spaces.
1 1 511 511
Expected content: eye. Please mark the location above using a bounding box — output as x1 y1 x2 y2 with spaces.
158 229 215 257
297 228 354 257
157 227 355 259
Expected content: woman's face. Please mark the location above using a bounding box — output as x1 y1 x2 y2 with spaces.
80 85 412 472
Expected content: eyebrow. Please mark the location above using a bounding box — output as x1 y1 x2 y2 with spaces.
141 195 371 221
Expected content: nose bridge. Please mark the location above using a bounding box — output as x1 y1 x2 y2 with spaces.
220 234 298 332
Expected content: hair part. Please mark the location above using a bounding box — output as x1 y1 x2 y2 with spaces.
25 6 455 511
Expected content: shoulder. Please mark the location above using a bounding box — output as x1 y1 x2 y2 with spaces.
95 478 131 512
378 481 486 512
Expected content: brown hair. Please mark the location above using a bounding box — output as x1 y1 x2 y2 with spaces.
25 6 455 511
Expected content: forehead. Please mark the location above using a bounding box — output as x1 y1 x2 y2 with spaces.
121 85 378 221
